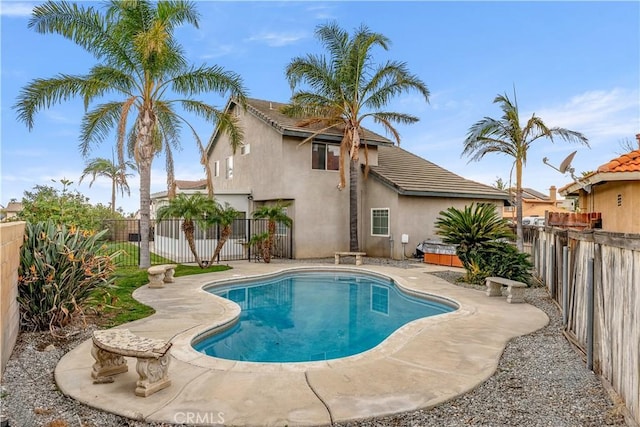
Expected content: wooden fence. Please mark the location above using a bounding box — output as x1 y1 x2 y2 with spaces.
528 227 639 424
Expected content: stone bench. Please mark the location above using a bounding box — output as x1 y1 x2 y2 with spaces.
147 264 177 288
485 276 528 304
91 329 172 397
334 252 367 266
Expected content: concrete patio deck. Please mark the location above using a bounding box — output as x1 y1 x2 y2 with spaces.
54 261 548 426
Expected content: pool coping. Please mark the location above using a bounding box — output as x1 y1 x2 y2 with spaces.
54 262 549 426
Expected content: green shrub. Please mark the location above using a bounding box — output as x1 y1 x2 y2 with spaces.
435 203 531 285
18 220 118 332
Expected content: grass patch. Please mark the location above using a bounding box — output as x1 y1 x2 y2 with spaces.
90 263 231 328
101 242 175 267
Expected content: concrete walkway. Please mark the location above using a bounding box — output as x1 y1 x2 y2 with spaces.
55 261 548 426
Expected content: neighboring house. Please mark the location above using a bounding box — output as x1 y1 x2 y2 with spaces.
206 97 509 259
150 179 208 218
1 202 23 220
502 186 570 222
559 146 640 233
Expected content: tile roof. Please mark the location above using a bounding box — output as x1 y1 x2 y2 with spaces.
597 150 640 173
174 179 207 190
370 145 509 200
243 98 393 145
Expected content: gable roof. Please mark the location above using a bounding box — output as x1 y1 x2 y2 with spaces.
369 145 509 201
207 97 393 155
560 149 640 195
174 179 207 190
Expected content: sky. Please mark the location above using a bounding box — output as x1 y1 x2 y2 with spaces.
1 1 639 215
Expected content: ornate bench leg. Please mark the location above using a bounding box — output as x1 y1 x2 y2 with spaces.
355 255 362 266
148 272 165 288
91 344 128 379
335 254 340 265
485 281 502 297
163 268 175 283
135 354 171 397
507 286 525 304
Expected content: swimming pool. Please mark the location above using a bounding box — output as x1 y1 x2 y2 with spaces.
193 270 457 362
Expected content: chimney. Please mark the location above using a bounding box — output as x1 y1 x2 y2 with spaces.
636 133 640 149
549 186 557 203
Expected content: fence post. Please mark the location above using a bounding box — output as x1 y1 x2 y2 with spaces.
550 243 555 297
247 218 252 261
137 219 141 267
562 245 569 326
586 257 594 371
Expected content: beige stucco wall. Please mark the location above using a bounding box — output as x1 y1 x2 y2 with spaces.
1 221 25 376
362 178 503 259
578 181 640 233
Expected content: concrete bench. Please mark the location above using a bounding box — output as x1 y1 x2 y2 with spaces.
147 264 177 288
335 252 367 266
91 329 172 397
485 276 528 304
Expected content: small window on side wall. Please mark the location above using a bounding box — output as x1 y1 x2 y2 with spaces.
213 161 220 177
371 208 389 236
225 156 233 179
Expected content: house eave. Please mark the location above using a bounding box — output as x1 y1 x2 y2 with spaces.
559 171 640 196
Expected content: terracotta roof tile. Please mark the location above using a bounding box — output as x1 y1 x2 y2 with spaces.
597 150 640 173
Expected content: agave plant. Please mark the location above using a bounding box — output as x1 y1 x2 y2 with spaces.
18 220 118 332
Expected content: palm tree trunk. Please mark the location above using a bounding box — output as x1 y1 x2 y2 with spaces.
209 225 231 265
138 158 152 268
515 159 524 252
183 220 203 267
264 220 276 263
137 108 156 269
349 159 359 251
111 178 116 213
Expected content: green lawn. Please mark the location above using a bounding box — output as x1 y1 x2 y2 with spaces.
91 263 231 327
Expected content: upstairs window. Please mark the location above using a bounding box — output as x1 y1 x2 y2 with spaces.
213 161 220 177
312 142 340 171
241 144 250 155
225 156 233 179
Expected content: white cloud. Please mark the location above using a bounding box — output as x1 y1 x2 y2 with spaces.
246 32 307 47
200 44 238 60
526 88 639 142
0 2 34 17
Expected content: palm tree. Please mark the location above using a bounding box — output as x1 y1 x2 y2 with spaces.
282 22 429 251
252 201 292 263
206 202 240 265
156 193 213 268
463 92 588 251
14 0 247 268
79 157 136 212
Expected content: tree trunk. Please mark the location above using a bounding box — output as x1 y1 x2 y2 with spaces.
183 220 203 267
138 157 152 268
209 225 231 265
515 159 524 252
264 220 276 263
349 159 359 251
137 108 156 269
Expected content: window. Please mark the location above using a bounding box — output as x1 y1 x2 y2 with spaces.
213 161 220 177
312 142 340 170
225 156 233 179
371 208 389 236
241 144 250 155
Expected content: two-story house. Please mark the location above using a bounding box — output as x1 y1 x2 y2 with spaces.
206 98 509 259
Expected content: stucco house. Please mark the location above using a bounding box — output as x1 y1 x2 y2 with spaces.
206 97 509 259
559 146 640 233
502 186 571 223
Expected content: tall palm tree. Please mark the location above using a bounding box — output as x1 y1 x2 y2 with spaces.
206 202 240 265
14 0 247 268
79 157 136 212
463 92 588 251
283 22 429 251
156 193 213 268
252 201 292 263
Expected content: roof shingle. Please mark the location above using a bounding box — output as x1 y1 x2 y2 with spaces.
370 145 509 200
597 150 640 173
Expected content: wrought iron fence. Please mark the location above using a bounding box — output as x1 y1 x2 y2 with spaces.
101 218 293 267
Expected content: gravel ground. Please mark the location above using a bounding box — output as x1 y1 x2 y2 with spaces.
0 260 630 427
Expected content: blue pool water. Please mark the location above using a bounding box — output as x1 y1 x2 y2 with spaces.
193 271 456 363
